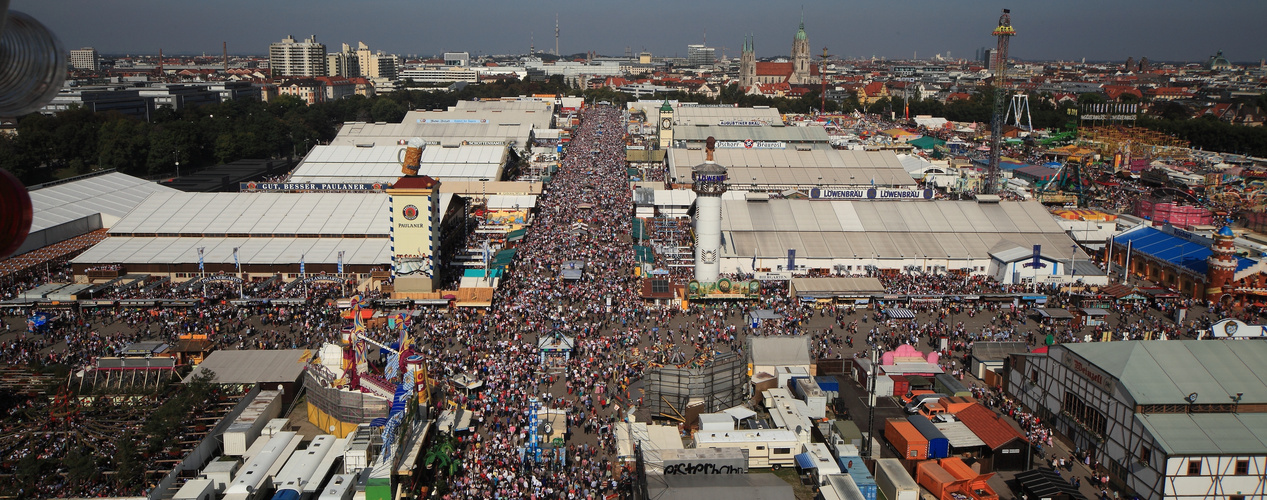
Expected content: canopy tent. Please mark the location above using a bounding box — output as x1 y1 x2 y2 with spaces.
1015 468 1086 500
1037 308 1075 320
883 308 915 319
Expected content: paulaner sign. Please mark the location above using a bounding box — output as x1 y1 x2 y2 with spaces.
241 182 387 192
809 187 934 200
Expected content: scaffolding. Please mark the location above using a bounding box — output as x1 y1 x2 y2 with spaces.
651 217 693 271
304 369 391 424
643 352 746 422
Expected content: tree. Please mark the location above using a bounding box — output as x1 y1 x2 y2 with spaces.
370 99 406 123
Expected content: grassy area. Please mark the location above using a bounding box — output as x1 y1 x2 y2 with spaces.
756 467 819 500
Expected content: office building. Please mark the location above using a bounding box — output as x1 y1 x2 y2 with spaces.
686 45 715 67
269 35 327 77
70 47 100 71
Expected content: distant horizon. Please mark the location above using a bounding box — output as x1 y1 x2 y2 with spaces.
16 0 1267 63
86 50 1257 68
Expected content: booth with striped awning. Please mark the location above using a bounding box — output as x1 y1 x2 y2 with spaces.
883 308 915 319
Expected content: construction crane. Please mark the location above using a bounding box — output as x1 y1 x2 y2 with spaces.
983 8 1015 195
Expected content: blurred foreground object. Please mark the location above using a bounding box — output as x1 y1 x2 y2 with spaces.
0 168 32 258
0 0 67 116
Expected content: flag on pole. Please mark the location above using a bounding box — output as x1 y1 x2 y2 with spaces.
197 247 205 272
300 254 305 276
337 251 344 274
233 247 240 272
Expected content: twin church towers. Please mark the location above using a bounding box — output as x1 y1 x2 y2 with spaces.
738 16 814 88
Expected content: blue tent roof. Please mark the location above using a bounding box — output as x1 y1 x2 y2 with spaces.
1114 227 1254 275
1219 226 1235 237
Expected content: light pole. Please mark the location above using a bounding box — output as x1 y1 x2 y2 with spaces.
173 150 180 178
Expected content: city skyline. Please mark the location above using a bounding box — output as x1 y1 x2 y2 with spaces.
16 0 1267 63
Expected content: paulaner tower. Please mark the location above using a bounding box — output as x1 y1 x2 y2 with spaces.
693 137 727 283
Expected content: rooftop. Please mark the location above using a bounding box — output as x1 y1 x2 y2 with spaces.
1062 340 1267 406
183 349 313 384
1137 413 1267 456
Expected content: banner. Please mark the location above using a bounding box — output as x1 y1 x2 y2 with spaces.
809 187 934 201
716 140 786 149
241 182 387 192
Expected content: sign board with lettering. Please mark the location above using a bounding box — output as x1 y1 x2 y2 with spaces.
416 118 488 124
754 272 792 281
716 140 787 149
241 182 388 192
717 120 766 127
809 187 934 201
660 447 748 474
1063 352 1115 391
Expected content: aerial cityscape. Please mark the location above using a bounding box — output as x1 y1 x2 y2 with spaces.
2 2 1267 500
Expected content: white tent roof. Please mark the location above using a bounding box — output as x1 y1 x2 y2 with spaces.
71 237 390 265
289 144 507 183
108 192 390 236
721 199 1087 261
653 189 696 207
29 172 176 233
486 194 537 210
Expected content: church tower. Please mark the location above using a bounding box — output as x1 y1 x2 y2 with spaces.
790 14 811 84
1206 225 1238 303
739 34 756 89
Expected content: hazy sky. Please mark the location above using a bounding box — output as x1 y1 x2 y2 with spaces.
15 0 1267 63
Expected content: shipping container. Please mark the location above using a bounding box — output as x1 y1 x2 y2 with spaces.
889 375 910 398
821 473 869 500
884 419 928 461
837 455 877 500
874 458 920 500
907 415 950 459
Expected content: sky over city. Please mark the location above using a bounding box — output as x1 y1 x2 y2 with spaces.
16 0 1267 63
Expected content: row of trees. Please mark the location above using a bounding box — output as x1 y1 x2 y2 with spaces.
1 76 579 186
4 76 1264 186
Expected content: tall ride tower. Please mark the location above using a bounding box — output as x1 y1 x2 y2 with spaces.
693 138 727 283
1206 226 1238 302
984 8 1014 195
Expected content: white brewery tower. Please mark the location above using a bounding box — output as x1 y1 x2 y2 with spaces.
693 138 727 283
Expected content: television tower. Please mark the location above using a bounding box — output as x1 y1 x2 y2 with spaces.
554 14 559 56
984 8 1014 195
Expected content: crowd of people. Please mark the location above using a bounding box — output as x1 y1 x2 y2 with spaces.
0 106 1238 500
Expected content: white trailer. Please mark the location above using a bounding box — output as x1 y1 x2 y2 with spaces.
273 435 337 495
302 438 348 499
692 429 800 469
201 457 240 493
223 431 298 500
874 457 919 500
224 390 283 456
316 474 357 500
